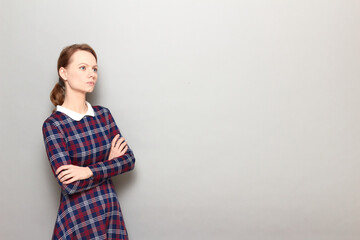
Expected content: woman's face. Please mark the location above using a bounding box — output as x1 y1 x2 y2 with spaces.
60 50 98 94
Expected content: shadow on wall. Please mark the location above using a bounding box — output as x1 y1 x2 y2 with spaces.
112 171 137 197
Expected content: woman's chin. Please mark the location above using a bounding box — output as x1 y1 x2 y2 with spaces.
86 87 96 93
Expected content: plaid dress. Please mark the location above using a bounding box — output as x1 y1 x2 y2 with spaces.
42 104 135 240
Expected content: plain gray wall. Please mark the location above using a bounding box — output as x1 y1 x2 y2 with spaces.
1 0 360 239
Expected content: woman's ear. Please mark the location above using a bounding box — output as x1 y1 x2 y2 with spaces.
59 67 68 81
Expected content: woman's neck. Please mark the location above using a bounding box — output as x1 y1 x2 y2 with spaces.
62 91 88 114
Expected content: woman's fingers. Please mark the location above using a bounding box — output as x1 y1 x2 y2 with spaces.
56 164 72 175
60 175 72 183
63 179 74 184
121 145 128 155
119 141 127 152
111 134 120 148
63 175 78 184
55 164 93 184
114 137 125 149
108 135 128 159
58 172 67 182
57 168 70 178
114 138 128 156
57 165 76 182
58 170 73 182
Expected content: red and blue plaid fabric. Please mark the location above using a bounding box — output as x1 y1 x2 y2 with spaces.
42 106 135 240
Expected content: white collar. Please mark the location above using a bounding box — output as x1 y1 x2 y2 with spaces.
56 101 95 121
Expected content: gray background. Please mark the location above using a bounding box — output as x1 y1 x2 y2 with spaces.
1 0 360 239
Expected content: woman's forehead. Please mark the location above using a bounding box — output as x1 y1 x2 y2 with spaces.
70 50 97 65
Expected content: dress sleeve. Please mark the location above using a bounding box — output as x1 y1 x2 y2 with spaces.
42 121 107 195
88 109 136 180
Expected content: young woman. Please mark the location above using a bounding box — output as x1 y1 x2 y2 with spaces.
42 44 135 239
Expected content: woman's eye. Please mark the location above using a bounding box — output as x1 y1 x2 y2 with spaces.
80 66 86 70
93 68 98 73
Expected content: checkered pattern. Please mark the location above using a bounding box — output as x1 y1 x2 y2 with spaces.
42 106 135 240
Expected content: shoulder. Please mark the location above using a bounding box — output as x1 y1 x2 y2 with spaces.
42 111 68 132
43 111 62 126
92 105 113 117
92 105 118 125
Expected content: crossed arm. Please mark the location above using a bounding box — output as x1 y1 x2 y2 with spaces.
42 110 135 195
56 134 128 184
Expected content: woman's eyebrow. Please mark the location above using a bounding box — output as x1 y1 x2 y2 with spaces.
78 63 98 67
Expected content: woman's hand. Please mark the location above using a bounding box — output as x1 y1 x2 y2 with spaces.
56 165 93 184
108 134 128 160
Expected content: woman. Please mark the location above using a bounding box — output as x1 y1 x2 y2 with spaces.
42 43 136 239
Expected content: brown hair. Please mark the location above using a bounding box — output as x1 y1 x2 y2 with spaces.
50 43 97 111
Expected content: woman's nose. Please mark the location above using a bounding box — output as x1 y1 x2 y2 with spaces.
89 70 96 78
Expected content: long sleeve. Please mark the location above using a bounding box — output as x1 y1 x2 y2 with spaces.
42 121 107 195
88 109 135 181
